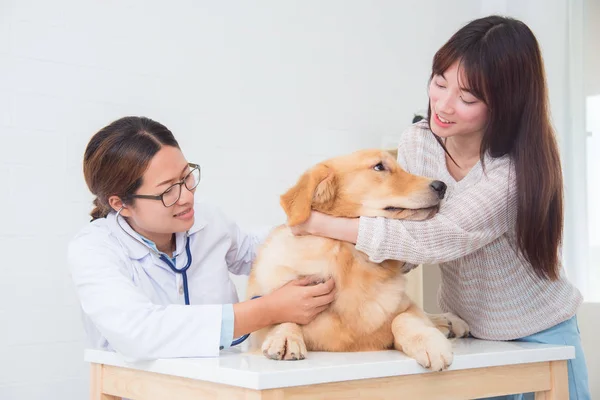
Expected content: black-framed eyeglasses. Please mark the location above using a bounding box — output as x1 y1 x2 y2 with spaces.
129 163 201 207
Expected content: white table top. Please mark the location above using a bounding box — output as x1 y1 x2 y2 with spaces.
85 338 574 390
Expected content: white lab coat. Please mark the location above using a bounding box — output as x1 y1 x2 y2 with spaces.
68 200 269 361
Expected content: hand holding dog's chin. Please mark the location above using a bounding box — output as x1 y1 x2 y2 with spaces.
289 211 327 236
289 211 359 244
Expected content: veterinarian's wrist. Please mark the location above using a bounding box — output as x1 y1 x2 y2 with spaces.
261 294 282 325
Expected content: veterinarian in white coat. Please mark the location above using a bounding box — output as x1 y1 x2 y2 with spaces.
68 116 335 362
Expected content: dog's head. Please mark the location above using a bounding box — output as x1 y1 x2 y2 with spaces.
281 149 446 226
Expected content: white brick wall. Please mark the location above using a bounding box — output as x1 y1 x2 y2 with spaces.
0 1 484 398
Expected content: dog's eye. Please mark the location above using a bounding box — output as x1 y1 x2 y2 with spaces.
373 162 386 172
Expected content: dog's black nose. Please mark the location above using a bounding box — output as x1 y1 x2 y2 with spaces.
429 180 447 199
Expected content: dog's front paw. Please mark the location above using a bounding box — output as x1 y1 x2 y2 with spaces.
403 327 453 371
430 312 470 339
261 333 307 361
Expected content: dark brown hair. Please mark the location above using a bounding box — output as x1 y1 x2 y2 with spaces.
83 116 180 220
427 16 563 280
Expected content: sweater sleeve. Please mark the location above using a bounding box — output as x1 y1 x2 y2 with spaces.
356 156 517 265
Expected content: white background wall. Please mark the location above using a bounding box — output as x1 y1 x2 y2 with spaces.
585 0 600 302
584 0 600 97
0 1 595 399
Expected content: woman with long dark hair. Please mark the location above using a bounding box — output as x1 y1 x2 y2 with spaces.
291 16 590 399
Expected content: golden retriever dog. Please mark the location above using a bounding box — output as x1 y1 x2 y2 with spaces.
246 149 469 371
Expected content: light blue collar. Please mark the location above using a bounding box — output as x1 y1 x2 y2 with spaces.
137 235 176 263
107 207 206 261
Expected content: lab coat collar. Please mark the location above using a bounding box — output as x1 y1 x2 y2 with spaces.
106 208 207 260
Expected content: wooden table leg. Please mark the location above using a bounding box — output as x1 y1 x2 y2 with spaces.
90 363 120 400
534 360 569 400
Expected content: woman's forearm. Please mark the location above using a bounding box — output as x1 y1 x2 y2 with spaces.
309 213 360 244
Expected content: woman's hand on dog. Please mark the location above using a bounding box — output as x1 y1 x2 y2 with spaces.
267 276 336 325
289 211 359 244
288 212 320 236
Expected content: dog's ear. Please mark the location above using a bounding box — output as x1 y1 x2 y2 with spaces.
386 148 398 160
280 164 335 226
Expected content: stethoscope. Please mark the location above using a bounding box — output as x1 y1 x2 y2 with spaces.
115 207 255 348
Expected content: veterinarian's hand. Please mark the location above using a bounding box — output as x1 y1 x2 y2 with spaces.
268 276 336 325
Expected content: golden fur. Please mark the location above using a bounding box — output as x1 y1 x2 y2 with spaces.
247 149 469 371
